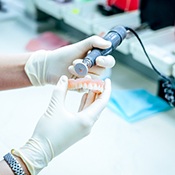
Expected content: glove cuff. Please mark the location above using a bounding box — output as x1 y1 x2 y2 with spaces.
25 50 48 86
12 138 51 175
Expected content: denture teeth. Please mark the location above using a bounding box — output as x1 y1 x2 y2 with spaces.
68 78 104 93
100 86 103 92
98 85 101 89
78 83 82 89
74 83 77 89
88 83 93 90
93 84 98 90
83 83 88 89
97 86 100 90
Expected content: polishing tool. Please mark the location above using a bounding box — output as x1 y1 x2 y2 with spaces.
74 26 127 77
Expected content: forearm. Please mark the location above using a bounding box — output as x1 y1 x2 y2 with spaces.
0 155 30 175
0 53 32 90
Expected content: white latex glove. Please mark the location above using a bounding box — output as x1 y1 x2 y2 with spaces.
12 75 111 175
25 36 115 86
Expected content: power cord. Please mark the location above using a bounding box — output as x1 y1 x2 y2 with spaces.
124 26 175 107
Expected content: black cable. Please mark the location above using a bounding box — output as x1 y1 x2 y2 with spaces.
124 26 175 107
124 26 171 83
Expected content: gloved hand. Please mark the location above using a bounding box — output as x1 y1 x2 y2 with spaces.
12 75 111 175
25 36 115 86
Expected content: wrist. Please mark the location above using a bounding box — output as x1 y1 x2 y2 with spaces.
24 50 48 86
2 152 30 175
12 137 53 175
13 154 31 175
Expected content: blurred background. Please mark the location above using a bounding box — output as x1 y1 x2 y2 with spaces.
0 0 175 175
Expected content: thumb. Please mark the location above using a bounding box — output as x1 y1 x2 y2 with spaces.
52 75 68 103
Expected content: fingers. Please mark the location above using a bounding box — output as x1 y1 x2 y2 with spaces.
68 65 79 78
68 64 105 78
68 56 115 78
68 35 116 78
79 78 111 122
83 91 97 109
76 35 112 52
78 93 88 112
96 55 116 68
71 55 115 69
53 75 68 104
78 91 97 112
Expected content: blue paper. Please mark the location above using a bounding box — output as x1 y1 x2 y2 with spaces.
107 89 172 122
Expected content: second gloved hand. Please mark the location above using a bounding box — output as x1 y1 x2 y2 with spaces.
12 75 111 175
25 36 115 86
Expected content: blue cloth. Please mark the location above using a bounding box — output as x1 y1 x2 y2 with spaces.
107 89 172 122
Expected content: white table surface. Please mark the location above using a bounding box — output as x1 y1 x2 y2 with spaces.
0 84 174 175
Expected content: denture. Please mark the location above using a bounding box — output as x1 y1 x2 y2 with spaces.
68 78 104 93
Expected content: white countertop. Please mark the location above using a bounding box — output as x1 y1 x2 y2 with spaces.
0 84 174 175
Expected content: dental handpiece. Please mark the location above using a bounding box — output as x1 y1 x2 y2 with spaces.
74 26 127 77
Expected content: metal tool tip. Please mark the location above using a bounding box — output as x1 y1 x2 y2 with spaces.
74 62 88 77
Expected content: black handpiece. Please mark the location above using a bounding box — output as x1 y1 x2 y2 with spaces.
74 26 127 77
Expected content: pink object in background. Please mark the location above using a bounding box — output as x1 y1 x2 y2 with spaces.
26 32 70 51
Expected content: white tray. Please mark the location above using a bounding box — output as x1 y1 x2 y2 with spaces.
62 0 108 35
92 10 140 34
35 0 67 19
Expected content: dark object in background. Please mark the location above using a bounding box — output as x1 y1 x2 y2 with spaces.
97 3 124 16
0 1 3 11
157 77 175 107
140 0 175 30
54 0 72 3
0 0 6 12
